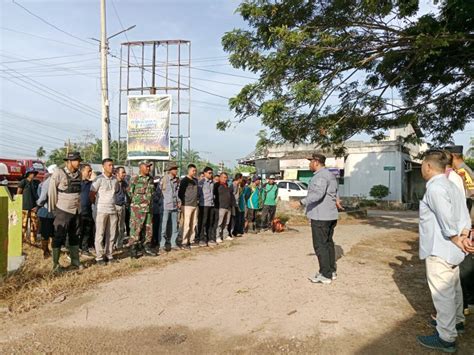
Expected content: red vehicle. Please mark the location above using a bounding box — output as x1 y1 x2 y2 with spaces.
0 158 47 194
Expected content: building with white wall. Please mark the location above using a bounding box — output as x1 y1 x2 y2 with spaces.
239 125 428 203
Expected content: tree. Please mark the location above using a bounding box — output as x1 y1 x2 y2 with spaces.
370 185 390 200
221 1 473 154
36 146 46 160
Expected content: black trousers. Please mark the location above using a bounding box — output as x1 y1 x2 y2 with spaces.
460 254 474 308
79 212 94 251
53 208 80 249
152 213 161 247
311 219 337 279
261 205 277 229
198 206 215 243
233 211 245 235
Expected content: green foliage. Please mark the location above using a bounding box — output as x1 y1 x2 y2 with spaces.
46 136 127 166
370 185 390 200
36 146 46 159
222 0 473 150
234 164 256 174
465 158 474 171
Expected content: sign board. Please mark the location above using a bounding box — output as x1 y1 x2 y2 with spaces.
127 94 171 161
384 166 396 171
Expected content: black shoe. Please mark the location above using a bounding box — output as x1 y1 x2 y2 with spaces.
130 245 140 259
165 245 172 252
144 244 158 257
108 258 120 264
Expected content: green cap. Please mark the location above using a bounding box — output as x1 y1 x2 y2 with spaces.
138 160 153 166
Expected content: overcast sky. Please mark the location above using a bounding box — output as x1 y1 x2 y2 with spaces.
0 0 471 165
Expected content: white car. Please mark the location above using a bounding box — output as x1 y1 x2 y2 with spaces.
276 180 308 201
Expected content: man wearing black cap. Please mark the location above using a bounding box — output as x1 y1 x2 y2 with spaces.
48 152 83 272
302 153 339 285
17 167 40 244
128 160 157 257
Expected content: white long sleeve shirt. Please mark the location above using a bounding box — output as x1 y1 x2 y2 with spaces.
419 174 471 265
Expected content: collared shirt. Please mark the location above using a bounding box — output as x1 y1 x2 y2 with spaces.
302 168 338 221
161 173 179 210
198 177 214 207
419 174 471 265
91 174 118 214
115 179 129 206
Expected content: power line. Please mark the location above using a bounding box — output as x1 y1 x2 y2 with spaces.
111 53 231 100
1 64 101 116
0 27 95 50
12 0 96 46
1 74 104 122
0 52 97 64
110 0 147 87
191 66 256 80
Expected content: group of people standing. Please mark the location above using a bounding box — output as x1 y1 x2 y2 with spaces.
17 152 281 272
415 145 474 353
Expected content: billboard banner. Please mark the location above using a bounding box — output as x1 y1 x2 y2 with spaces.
127 94 171 161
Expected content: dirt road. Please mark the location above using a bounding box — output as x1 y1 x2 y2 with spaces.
1 211 473 354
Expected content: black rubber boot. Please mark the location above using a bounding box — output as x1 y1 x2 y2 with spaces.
130 244 139 259
52 248 63 273
69 245 84 270
144 243 158 257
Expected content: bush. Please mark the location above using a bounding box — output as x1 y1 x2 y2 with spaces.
369 185 390 200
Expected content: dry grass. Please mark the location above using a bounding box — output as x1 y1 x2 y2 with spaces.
0 242 233 316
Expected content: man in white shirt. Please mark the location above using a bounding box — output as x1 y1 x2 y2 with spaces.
90 158 119 265
416 150 472 353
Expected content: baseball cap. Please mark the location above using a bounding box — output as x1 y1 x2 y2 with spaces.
63 152 82 161
139 160 153 166
268 174 276 179
444 145 463 155
252 175 262 182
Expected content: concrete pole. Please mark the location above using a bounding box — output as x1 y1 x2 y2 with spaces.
100 0 110 159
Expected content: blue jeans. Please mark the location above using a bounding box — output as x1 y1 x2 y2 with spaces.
161 209 179 247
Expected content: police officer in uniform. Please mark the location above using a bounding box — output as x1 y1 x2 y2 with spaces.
48 152 83 272
128 160 157 258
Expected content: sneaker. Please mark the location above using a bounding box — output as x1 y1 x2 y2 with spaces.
308 275 332 284
96 259 107 266
208 240 217 246
108 258 120 264
416 333 456 353
225 236 234 241
429 319 465 334
199 241 207 247
216 238 223 244
332 272 337 280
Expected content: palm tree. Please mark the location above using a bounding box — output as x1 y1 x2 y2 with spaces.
36 146 46 160
183 149 201 164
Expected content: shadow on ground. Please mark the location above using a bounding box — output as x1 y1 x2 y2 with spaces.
354 215 474 354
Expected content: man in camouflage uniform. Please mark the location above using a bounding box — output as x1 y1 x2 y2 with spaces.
128 160 157 258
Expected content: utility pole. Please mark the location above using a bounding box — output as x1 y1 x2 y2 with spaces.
100 0 110 160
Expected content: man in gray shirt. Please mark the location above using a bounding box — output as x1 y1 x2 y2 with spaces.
301 153 338 285
160 163 180 251
90 158 119 265
197 166 215 246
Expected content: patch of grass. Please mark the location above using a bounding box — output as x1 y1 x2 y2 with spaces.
0 242 231 316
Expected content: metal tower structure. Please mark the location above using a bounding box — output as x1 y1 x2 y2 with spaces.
117 40 191 168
